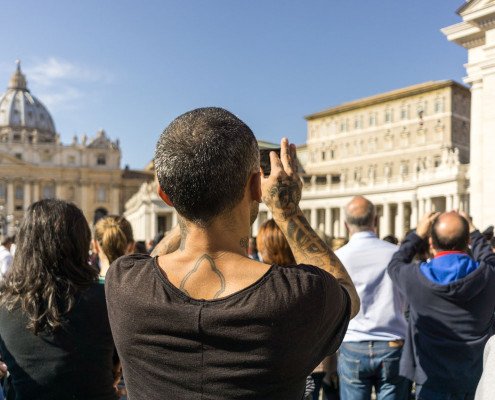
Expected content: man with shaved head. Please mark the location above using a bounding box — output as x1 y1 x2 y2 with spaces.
336 196 409 400
388 211 495 400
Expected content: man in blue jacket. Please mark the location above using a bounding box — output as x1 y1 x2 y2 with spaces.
388 211 495 400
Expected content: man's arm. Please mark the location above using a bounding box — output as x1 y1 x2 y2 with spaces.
459 212 495 266
387 212 438 289
261 138 360 318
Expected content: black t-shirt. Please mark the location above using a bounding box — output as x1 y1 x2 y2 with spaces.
0 283 117 400
106 254 350 400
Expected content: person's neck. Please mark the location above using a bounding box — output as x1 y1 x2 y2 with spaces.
178 213 251 258
349 228 375 238
99 255 111 277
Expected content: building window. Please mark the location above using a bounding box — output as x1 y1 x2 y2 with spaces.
0 182 5 198
385 108 393 123
97 186 107 202
15 153 22 160
68 155 76 165
41 150 52 162
97 154 106 166
321 151 326 161
15 185 23 200
354 116 363 130
400 105 409 120
434 98 444 113
434 156 441 168
42 184 55 199
369 112 377 127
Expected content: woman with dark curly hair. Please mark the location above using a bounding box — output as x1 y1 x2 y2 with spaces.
0 199 118 400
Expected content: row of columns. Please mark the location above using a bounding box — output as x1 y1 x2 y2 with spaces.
300 194 465 240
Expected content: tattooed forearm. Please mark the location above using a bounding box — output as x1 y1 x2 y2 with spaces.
262 178 302 220
179 254 226 299
280 211 360 318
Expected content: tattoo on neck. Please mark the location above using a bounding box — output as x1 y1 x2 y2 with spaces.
178 218 188 251
179 254 226 299
240 237 249 251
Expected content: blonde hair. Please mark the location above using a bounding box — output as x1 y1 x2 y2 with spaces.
94 216 134 264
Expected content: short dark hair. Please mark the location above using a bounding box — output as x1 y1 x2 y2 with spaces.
155 107 259 227
431 215 469 251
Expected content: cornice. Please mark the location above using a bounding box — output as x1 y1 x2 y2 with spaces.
305 81 468 121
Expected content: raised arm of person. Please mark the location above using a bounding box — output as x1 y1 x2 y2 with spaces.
261 138 360 318
459 211 495 266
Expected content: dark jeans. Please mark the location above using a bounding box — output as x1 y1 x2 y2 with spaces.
338 341 410 400
415 385 475 400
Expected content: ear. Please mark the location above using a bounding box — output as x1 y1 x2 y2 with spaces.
126 241 135 255
428 237 436 256
249 172 262 203
92 239 101 254
157 186 174 207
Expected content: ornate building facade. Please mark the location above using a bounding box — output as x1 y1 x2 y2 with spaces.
0 62 152 236
125 81 471 242
442 0 495 228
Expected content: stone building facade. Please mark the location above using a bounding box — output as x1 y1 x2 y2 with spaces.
443 0 495 228
265 80 472 240
0 62 152 236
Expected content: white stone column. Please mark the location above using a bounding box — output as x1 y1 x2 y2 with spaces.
171 210 178 227
7 182 14 214
23 181 31 210
325 207 332 237
310 208 317 230
382 203 391 236
453 194 460 211
446 195 453 212
339 206 346 237
32 182 40 202
418 198 425 220
425 197 432 213
80 183 89 220
396 202 405 240
252 214 260 237
410 196 418 228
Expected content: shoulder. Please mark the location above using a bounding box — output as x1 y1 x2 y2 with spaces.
107 253 152 279
271 264 343 294
105 253 153 296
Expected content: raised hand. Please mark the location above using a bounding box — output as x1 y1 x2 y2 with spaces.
260 138 302 221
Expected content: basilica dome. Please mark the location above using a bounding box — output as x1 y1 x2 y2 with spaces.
0 61 56 140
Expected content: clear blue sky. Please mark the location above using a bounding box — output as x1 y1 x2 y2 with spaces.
0 1 466 169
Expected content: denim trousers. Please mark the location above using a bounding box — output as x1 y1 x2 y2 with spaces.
338 341 410 400
415 385 475 400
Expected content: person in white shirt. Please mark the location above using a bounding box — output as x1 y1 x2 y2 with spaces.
336 196 409 400
0 236 14 279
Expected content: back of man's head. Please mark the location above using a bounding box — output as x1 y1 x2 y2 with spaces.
154 107 259 227
345 196 376 233
430 212 469 252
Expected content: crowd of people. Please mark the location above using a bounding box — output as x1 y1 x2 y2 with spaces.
0 107 494 400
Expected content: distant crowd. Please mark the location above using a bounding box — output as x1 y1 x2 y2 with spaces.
1 107 495 400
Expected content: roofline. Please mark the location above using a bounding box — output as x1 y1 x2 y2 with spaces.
304 80 469 121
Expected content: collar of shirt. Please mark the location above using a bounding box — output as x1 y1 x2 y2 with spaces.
349 231 377 241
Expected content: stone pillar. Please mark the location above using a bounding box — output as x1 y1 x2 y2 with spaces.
410 195 418 228
32 182 40 202
171 210 178 227
252 215 260 237
111 186 120 214
7 182 14 214
446 195 453 212
55 183 64 199
381 203 391 236
80 183 89 220
310 208 317 230
339 206 346 237
325 207 332 237
23 181 31 210
453 194 460 211
425 197 432 213
396 202 405 240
